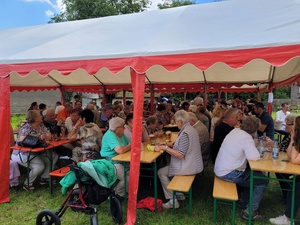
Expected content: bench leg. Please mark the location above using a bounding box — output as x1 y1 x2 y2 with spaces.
189 187 192 216
172 191 176 214
232 201 236 225
213 198 217 222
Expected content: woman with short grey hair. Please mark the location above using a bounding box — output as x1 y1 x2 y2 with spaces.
155 110 203 209
101 117 131 199
241 116 261 135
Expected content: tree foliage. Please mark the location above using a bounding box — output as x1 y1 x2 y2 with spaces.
157 0 194 9
50 0 150 23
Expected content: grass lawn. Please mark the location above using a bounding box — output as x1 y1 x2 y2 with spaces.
1 161 297 225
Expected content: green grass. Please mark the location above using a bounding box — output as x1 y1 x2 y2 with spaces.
1 163 296 225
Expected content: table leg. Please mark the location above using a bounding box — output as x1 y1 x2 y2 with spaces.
26 152 31 189
48 150 53 195
248 169 254 225
153 161 157 212
124 162 127 201
290 175 296 225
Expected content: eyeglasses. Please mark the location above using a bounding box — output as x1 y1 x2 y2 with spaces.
286 123 294 126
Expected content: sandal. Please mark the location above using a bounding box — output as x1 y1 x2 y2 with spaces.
23 184 35 191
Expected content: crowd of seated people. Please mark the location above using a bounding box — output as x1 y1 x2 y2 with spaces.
11 94 300 222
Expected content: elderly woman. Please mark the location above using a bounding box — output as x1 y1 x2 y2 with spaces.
11 110 58 191
69 109 102 162
155 110 203 209
145 115 159 135
214 116 268 220
101 117 131 199
124 113 149 142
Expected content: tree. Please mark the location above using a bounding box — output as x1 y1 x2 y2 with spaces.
50 0 150 23
158 0 194 9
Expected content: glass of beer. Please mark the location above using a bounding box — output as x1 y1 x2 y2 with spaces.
165 131 171 142
149 134 155 145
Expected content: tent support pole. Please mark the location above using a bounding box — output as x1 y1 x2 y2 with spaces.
150 84 155 115
267 85 274 114
125 68 145 225
59 86 66 105
218 90 221 104
123 90 126 106
102 86 106 105
0 76 10 203
204 84 208 106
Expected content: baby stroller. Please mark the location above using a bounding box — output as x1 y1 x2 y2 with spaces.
36 157 122 225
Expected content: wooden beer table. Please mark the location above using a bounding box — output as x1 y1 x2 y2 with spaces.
11 138 71 192
248 152 300 225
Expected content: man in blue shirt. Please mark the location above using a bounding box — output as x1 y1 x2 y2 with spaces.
253 102 274 140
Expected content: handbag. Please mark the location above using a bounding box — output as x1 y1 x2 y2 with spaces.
18 134 49 148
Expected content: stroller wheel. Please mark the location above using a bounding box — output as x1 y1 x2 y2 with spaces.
36 209 61 225
90 215 98 225
110 195 122 224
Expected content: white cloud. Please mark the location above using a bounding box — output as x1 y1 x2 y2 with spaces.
56 0 66 12
23 0 66 18
45 9 54 17
24 0 64 11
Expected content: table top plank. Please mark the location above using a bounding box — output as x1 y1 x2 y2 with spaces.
248 152 300 175
11 139 71 153
112 132 178 164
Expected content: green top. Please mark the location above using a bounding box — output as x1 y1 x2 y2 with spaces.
100 129 130 163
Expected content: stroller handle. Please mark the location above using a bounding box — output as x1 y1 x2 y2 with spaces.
59 156 77 165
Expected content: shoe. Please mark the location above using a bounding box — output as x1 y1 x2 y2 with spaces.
40 178 49 185
40 178 56 185
242 209 263 220
176 193 185 201
23 184 35 191
162 199 179 209
270 215 294 225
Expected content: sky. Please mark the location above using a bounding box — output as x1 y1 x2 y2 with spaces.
0 0 218 30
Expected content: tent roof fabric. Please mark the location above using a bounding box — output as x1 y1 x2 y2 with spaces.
1 0 300 93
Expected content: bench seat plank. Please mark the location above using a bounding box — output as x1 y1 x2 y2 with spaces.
50 166 70 177
167 175 196 192
213 176 238 200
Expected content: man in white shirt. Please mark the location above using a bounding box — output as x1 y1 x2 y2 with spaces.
275 103 290 135
214 116 268 220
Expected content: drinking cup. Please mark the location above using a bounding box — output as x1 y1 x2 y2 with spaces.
149 134 155 145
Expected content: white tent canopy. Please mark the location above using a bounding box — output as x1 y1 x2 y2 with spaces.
1 0 300 93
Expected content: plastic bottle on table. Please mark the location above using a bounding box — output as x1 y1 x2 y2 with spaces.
258 137 264 158
272 138 279 160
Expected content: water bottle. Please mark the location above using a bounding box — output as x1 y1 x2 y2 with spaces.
272 138 279 160
258 137 264 158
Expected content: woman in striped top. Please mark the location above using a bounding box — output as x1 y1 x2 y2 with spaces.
155 110 203 209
